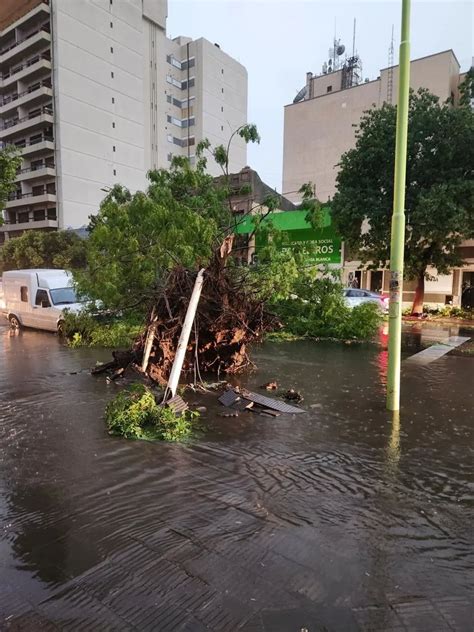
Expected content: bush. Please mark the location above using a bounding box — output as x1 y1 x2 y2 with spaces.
271 275 382 341
63 311 143 348
105 384 196 441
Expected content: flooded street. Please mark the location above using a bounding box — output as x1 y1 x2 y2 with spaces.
0 323 472 631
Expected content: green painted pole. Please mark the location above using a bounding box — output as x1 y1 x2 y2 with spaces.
387 0 411 411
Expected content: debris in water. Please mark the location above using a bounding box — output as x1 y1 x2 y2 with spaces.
260 381 278 391
284 388 304 403
220 387 305 415
163 395 189 414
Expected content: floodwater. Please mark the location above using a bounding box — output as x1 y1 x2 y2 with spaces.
0 322 472 631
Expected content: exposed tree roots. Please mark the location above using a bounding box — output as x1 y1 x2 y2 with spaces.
96 247 279 386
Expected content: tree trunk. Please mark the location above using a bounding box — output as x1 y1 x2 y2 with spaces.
411 272 425 315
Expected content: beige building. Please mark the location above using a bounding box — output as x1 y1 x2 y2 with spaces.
283 50 463 203
282 50 473 308
0 0 247 243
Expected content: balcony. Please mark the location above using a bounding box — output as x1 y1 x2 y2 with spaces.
0 27 51 67
0 80 52 115
16 163 55 182
0 106 53 140
6 189 56 209
0 2 50 39
0 218 58 233
19 135 54 156
1 53 51 88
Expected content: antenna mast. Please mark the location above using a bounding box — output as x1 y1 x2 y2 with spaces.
387 24 394 103
352 18 356 57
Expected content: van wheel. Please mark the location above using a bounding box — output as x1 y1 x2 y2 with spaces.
57 320 65 336
9 315 21 330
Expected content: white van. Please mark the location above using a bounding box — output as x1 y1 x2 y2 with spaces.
2 269 84 332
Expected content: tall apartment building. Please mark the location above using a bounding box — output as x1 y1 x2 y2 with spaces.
0 0 247 244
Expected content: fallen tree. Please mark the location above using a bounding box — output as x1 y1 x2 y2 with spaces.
96 240 279 385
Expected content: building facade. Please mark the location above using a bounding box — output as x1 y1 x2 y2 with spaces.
0 0 247 243
283 50 463 203
282 50 473 308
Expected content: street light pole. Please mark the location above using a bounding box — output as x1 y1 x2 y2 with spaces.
387 0 411 411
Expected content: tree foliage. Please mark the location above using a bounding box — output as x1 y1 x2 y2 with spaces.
75 126 261 311
0 145 22 223
332 89 474 311
0 230 87 273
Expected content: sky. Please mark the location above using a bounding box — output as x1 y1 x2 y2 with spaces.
167 1 473 192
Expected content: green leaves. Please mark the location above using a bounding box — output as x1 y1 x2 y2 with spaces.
105 384 196 441
0 230 87 273
76 125 263 312
332 88 474 283
0 145 22 222
238 123 261 144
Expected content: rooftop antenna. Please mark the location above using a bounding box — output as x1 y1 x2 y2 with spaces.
352 18 356 57
387 24 394 103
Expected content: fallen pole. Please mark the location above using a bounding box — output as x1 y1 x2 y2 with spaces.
165 268 206 399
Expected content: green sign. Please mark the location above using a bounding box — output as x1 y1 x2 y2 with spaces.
234 208 342 265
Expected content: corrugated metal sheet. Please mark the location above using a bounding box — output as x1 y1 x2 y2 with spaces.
165 395 189 414
240 389 305 414
218 390 240 407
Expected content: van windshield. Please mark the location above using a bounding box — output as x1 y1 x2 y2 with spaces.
49 287 77 306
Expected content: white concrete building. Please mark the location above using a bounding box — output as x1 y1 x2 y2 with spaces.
0 0 248 243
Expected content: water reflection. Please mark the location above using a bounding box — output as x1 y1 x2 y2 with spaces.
0 325 472 624
386 410 401 471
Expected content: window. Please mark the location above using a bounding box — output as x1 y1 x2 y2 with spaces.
221 106 223 112
167 152 173 162
113 169 116 176
166 94 172 103
167 133 173 143
110 46 113 53
221 68 224 74
181 78 195 90
35 289 50 307
167 114 182 127
111 97 115 104
166 75 182 89
327 85 332 93
20 286 28 302
113 145 116 152
112 121 115 128
221 125 224 131
110 21 113 28
182 58 195 70
111 71 114 78
221 87 224 93
47 208 56 220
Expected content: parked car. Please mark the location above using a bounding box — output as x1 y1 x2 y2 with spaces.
2 269 84 333
343 288 389 312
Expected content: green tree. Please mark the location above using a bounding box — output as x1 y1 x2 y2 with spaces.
0 145 22 224
332 89 474 314
0 230 87 273
76 126 261 311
